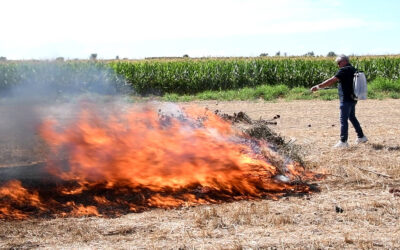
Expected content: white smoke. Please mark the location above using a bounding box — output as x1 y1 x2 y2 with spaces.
0 62 128 167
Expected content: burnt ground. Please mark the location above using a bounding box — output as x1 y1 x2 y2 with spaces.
1 99 400 249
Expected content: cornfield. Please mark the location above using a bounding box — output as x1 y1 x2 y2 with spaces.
1 56 399 95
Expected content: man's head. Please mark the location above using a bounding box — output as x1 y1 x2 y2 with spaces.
335 54 349 68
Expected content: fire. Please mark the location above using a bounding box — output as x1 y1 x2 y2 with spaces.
0 102 321 219
0 180 46 219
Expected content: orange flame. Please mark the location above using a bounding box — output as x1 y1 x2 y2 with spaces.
0 180 46 219
0 102 320 219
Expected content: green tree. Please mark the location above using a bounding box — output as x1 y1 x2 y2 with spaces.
304 51 315 57
327 51 337 57
90 53 98 60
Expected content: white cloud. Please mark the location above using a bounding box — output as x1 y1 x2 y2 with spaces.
0 0 397 58
1 0 348 43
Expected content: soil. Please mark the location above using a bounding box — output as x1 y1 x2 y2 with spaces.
1 99 400 249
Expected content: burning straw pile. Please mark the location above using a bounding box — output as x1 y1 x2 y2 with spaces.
0 101 321 219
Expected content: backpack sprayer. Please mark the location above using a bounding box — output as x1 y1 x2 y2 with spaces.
353 71 367 100
311 70 368 100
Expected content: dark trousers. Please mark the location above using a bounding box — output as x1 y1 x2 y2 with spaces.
340 101 364 142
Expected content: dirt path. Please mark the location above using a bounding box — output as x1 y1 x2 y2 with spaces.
1 99 400 249
190 100 399 175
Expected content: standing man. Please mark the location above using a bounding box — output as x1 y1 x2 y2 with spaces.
310 55 368 148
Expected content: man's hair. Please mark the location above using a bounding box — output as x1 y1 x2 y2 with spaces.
335 54 349 63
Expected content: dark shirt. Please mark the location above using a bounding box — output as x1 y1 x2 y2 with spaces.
335 63 357 103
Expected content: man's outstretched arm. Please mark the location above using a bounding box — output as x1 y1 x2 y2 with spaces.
310 76 339 92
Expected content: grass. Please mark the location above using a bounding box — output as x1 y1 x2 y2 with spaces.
110 56 400 95
162 77 400 102
3 56 400 96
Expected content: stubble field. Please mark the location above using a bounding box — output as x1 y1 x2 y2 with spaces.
1 99 400 249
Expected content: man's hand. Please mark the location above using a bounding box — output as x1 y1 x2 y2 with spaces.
311 76 338 92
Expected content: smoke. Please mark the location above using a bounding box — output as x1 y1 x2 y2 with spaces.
1 62 129 99
0 62 129 167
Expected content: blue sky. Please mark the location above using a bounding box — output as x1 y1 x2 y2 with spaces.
1 0 399 59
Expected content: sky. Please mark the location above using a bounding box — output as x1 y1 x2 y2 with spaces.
1 0 399 60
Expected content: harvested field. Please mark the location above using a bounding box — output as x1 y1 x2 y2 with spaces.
1 99 400 249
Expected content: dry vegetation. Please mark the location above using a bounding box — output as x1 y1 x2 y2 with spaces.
1 99 400 249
